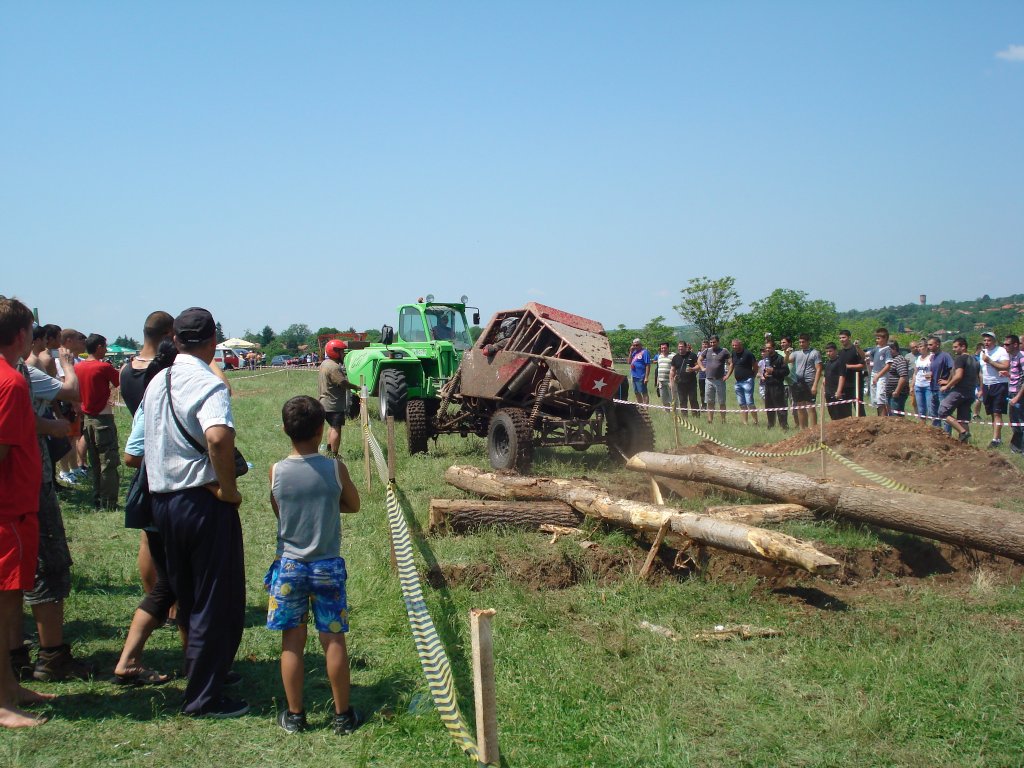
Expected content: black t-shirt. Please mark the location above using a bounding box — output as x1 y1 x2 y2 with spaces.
952 354 979 397
836 346 863 392
119 363 149 416
825 357 845 393
730 349 756 382
671 352 698 384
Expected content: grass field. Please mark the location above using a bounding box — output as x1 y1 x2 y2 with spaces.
4 366 1024 768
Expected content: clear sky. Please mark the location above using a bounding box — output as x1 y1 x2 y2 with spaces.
2 2 1022 340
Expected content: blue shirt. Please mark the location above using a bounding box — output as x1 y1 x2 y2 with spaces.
629 348 651 379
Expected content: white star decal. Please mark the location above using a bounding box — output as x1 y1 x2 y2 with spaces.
591 378 607 392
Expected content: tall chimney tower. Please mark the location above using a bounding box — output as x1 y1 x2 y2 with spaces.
919 294 926 305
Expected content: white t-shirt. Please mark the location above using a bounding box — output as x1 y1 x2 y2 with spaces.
981 345 1008 386
913 353 932 388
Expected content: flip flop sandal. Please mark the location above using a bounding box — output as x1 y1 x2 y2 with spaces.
112 667 172 686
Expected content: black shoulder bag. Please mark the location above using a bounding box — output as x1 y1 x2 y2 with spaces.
165 368 249 477
124 459 153 529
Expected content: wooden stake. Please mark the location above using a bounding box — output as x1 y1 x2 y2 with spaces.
471 608 499 766
386 415 396 483
819 384 826 479
639 518 670 580
672 402 680 449
854 372 861 419
649 476 664 506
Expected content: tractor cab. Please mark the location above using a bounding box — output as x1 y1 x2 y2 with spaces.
395 298 476 351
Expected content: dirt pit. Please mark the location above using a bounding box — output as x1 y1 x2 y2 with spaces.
672 417 1024 504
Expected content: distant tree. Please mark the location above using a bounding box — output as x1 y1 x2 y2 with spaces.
260 325 276 346
314 326 341 339
363 328 382 343
639 316 677 347
674 276 741 340
215 322 225 343
113 335 140 350
469 326 483 342
278 323 312 352
727 289 837 350
606 324 638 358
242 328 262 344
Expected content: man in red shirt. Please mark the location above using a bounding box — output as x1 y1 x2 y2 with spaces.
0 297 51 727
76 334 121 509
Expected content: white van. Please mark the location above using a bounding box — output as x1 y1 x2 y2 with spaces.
213 347 240 370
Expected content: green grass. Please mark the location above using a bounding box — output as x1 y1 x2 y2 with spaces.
5 367 1024 767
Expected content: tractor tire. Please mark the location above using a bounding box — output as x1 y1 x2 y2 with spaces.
487 408 534 472
378 369 408 421
406 398 431 455
606 402 655 462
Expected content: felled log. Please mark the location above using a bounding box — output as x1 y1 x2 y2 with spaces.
628 452 1024 562
704 503 816 525
444 466 840 576
429 499 580 532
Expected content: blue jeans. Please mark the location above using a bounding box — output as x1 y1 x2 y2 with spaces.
733 378 755 407
914 385 931 418
929 389 951 433
888 394 908 415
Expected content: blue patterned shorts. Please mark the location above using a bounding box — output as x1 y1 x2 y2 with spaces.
265 556 348 633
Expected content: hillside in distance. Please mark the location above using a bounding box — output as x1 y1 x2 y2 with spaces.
839 293 1024 337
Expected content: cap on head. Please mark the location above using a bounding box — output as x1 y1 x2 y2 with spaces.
981 331 995 339
325 339 347 361
174 307 216 344
632 338 641 345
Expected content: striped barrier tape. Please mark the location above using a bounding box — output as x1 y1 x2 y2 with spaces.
362 420 479 760
819 444 918 493
670 414 823 458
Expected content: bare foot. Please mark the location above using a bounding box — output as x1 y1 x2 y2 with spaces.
0 704 48 728
17 685 57 705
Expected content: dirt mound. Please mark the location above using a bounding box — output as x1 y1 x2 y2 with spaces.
682 417 1023 503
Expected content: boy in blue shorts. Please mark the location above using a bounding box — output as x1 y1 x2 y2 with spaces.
266 395 361 734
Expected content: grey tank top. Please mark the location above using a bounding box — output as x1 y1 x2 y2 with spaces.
272 454 343 561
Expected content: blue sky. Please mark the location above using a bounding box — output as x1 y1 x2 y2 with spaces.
2 2 1022 340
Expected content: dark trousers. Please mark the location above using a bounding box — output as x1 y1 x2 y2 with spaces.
676 380 700 416
138 530 176 623
152 487 245 714
826 393 852 420
698 377 707 410
764 383 789 428
1011 400 1023 452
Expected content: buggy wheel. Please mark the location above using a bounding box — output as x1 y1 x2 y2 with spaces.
487 408 534 472
406 399 431 454
378 369 408 421
606 402 655 462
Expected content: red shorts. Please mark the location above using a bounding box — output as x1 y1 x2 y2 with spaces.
0 515 40 591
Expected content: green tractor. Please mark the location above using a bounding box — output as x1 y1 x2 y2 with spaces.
344 296 480 421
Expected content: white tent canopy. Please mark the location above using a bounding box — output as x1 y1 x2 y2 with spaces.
221 338 259 348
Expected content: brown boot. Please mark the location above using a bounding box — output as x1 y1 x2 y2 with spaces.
33 644 95 682
10 644 34 681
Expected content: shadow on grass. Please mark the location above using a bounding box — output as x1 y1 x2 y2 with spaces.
874 529 956 576
771 586 849 611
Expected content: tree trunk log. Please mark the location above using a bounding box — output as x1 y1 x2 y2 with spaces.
429 499 580 532
444 466 840 575
704 503 816 525
627 452 1024 562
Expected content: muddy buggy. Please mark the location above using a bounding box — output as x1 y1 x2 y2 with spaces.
406 302 655 471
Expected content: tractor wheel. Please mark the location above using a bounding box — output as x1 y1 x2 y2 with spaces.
378 369 408 421
606 403 655 462
487 408 534 472
406 399 431 455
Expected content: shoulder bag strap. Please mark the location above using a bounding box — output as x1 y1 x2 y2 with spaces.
165 367 207 455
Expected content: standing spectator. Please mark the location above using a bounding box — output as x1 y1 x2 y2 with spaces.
913 339 933 421
927 335 954 431
726 339 758 425
696 340 709 411
1006 335 1023 455
761 341 789 429
669 341 700 416
267 396 362 735
978 331 1009 448
868 328 892 416
319 340 359 458
885 340 910 416
628 339 651 405
789 334 823 429
699 335 730 424
36 325 62 379
779 336 795 423
0 298 53 728
939 337 980 443
837 330 865 416
824 343 851 420
120 312 174 416
653 343 674 407
76 334 121 509
144 307 247 718
55 328 88 484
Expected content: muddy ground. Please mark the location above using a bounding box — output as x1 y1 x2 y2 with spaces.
425 419 1024 607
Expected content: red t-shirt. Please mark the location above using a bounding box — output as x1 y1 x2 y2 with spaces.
76 358 120 415
0 358 42 520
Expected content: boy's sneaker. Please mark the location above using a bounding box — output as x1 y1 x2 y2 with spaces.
195 697 249 719
1011 445 1024 455
58 471 78 485
958 431 971 444
277 708 308 733
333 707 363 735
33 644 95 681
988 439 1002 449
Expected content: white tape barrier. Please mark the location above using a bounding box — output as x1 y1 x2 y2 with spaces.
619 398 857 415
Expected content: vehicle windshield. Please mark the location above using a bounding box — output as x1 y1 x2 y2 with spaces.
426 306 471 350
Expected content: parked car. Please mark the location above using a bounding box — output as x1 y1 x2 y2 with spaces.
213 347 240 370
271 355 293 366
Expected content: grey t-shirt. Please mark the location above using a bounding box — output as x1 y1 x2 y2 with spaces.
789 349 821 385
702 347 730 380
869 345 892 374
272 454 343 562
